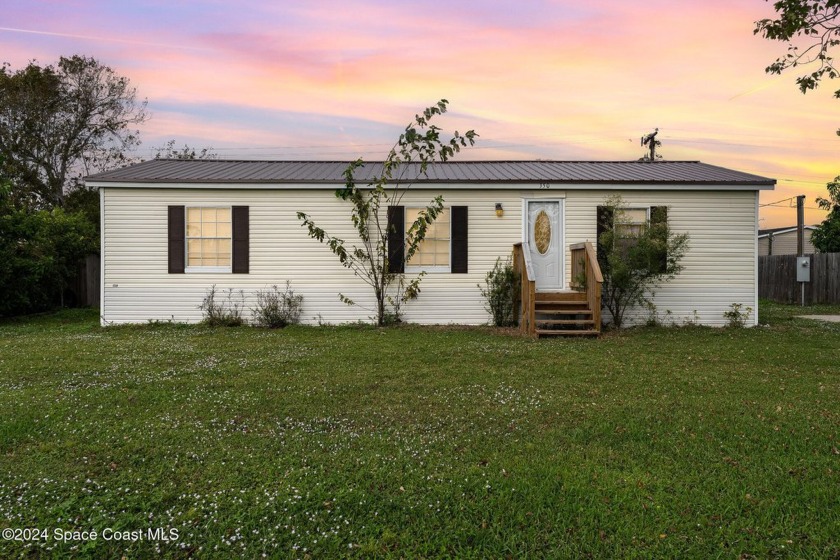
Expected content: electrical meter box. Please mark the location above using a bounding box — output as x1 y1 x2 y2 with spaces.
797 256 811 282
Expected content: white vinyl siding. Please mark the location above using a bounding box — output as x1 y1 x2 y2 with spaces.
564 190 758 326
101 188 520 325
100 186 759 327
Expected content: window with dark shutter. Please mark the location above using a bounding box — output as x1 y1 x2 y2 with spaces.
387 205 405 273
175 205 248 273
650 205 668 273
168 205 185 274
232 206 249 274
596 204 669 273
596 205 613 268
451 206 468 273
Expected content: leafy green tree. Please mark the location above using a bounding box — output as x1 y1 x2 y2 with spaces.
64 185 101 236
0 55 147 208
0 183 97 315
598 196 689 328
755 3 840 251
297 100 477 326
0 156 97 315
153 140 217 160
811 214 840 251
755 1 840 100
811 175 840 251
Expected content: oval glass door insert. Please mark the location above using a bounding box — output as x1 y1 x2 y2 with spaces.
534 210 551 254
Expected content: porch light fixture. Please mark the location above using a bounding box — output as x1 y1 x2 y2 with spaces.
495 203 504 217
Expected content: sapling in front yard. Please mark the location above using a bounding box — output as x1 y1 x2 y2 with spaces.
297 100 477 326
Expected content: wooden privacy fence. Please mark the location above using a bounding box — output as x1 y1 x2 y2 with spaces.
71 254 100 308
758 253 840 304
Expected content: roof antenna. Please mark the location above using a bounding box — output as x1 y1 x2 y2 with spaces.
640 128 661 161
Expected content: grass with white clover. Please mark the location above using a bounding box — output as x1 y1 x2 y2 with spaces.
0 301 838 558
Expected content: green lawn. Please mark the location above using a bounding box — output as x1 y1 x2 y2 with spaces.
0 302 838 558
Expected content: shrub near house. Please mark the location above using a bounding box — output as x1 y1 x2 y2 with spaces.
596 196 689 328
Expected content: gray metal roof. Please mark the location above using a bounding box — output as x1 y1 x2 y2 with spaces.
758 225 817 236
86 159 776 186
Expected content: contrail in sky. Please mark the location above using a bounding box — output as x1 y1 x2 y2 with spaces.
728 81 778 101
0 26 206 51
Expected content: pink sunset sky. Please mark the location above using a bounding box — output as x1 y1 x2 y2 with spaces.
2 0 838 228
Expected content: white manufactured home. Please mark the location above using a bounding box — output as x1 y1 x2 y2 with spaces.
87 159 775 331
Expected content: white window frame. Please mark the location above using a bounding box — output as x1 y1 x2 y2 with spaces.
617 207 650 239
184 206 233 273
405 207 451 274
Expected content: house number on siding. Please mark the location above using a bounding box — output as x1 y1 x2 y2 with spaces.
539 183 551 189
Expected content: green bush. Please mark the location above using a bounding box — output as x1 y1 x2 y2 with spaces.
598 196 689 328
723 303 752 328
479 256 520 327
198 285 246 327
0 195 97 316
252 282 304 328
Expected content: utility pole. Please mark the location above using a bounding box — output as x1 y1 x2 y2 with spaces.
796 195 805 257
796 195 807 306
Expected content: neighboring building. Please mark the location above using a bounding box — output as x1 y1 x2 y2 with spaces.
758 225 817 256
87 159 775 328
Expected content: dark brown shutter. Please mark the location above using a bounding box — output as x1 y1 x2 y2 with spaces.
168 205 185 274
596 205 614 266
650 206 667 225
650 205 668 273
387 205 405 273
451 206 468 273
232 206 249 274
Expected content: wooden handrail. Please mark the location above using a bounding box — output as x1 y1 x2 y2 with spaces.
570 241 603 330
584 242 603 283
570 242 604 283
513 242 537 337
517 240 602 336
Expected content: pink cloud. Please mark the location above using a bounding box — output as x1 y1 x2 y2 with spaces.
2 0 838 227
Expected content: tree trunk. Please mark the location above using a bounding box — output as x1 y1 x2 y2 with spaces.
374 283 385 326
377 298 386 326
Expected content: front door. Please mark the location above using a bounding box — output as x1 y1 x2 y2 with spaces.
527 200 563 291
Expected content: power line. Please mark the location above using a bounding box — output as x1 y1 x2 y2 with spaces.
760 196 796 207
760 196 824 211
778 178 828 185
759 196 825 211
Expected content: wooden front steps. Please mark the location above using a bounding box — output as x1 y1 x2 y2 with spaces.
514 241 603 338
534 292 599 338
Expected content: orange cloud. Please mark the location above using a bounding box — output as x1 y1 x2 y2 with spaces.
2 0 838 227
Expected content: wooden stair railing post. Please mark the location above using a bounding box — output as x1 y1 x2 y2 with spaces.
513 243 525 334
529 280 536 336
570 245 584 290
513 242 537 337
583 241 603 332
568 241 604 335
